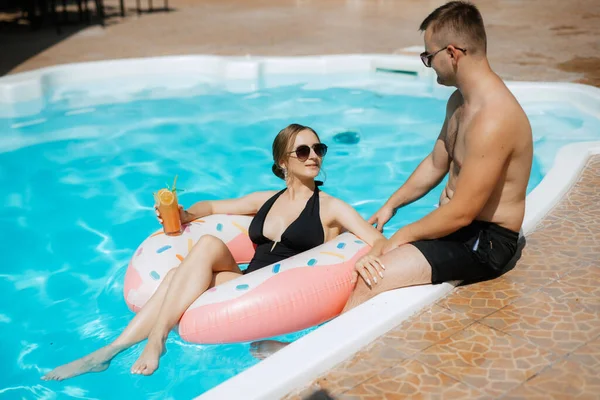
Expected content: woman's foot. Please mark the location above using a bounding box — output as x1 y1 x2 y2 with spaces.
41 345 119 381
131 337 166 376
249 340 290 360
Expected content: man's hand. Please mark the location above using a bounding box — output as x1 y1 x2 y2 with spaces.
367 205 396 232
354 253 385 288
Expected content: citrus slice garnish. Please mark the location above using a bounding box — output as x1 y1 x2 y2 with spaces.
158 189 175 206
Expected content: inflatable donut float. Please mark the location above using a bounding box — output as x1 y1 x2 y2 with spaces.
124 214 369 344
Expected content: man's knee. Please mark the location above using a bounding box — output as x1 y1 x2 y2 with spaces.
352 275 372 296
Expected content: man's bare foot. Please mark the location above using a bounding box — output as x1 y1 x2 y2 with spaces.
250 340 290 360
41 345 119 381
131 338 166 376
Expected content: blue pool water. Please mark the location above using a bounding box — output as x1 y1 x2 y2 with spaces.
1 79 599 399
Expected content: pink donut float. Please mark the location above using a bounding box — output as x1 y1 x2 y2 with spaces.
123 214 369 344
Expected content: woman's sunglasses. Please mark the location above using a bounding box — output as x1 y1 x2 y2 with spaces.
287 143 328 161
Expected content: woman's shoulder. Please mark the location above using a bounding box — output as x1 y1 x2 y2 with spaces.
317 189 333 201
247 190 279 200
244 190 279 209
318 191 351 210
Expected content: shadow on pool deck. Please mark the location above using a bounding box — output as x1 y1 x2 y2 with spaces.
0 1 173 76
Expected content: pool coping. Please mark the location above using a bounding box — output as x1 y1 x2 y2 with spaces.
1 54 599 400
0 53 436 119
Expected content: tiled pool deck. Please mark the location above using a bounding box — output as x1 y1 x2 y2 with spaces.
286 157 600 399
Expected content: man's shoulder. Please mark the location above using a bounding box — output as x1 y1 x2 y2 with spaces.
468 98 530 146
482 93 529 129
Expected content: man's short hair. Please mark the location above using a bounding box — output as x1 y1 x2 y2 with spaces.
419 1 487 54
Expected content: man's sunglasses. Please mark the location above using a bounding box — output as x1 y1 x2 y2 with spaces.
287 143 328 161
420 46 467 68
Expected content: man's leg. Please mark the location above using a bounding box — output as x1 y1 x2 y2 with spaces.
250 244 433 359
342 244 432 313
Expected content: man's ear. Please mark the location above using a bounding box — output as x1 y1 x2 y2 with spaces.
447 46 459 68
448 45 463 62
448 45 456 59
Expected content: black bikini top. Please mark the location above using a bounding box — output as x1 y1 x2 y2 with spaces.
245 182 325 274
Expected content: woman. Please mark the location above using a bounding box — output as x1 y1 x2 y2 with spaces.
42 123 386 380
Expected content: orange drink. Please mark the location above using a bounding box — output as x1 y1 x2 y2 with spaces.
156 188 182 236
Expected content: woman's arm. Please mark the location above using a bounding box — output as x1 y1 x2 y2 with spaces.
182 191 277 223
331 198 387 251
331 198 389 287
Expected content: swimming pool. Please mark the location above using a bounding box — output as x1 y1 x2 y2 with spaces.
1 55 599 399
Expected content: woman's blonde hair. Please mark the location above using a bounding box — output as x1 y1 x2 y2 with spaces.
271 124 321 180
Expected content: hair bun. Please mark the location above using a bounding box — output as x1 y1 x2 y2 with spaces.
272 163 285 180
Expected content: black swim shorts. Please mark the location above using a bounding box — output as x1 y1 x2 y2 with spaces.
411 220 519 284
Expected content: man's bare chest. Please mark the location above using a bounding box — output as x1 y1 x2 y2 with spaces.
445 108 471 167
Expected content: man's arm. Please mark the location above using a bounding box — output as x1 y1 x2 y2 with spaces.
383 112 513 252
383 91 461 211
369 93 459 231
384 135 450 211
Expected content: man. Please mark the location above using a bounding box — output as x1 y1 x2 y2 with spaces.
250 0 532 358
346 0 533 310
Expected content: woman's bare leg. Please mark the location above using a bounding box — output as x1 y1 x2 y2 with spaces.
42 268 179 381
131 234 241 376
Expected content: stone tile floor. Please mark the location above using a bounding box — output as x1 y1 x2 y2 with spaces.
1 0 600 85
286 157 600 399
